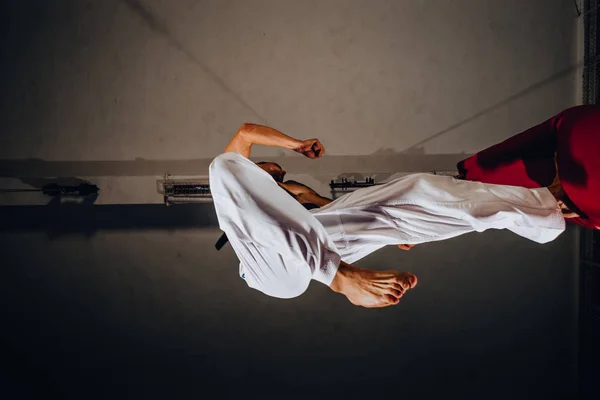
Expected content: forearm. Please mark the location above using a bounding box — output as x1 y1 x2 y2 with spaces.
241 123 301 149
225 123 301 157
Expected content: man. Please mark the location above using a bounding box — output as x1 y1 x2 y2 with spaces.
210 123 565 308
457 104 600 230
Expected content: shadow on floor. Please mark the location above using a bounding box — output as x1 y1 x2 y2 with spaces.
0 203 219 237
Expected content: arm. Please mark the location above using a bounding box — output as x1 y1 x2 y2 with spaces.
225 123 325 159
278 180 333 207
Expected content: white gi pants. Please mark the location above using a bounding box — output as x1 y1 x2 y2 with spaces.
313 173 566 264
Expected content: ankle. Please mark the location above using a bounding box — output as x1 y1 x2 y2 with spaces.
330 262 356 294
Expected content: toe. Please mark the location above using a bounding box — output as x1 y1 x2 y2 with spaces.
395 276 411 290
407 274 418 288
392 282 406 292
383 294 399 305
394 273 417 290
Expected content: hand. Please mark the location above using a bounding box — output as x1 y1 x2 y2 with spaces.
397 244 415 251
294 139 325 159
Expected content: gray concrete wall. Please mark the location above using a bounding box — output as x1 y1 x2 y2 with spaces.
0 0 580 162
0 1 582 399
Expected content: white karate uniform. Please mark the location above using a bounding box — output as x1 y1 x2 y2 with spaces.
209 152 565 299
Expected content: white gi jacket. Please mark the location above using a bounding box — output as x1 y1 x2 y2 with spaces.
209 152 565 299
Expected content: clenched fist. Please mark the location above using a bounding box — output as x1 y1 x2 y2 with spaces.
294 139 325 159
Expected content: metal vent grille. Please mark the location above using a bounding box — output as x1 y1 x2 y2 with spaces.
167 183 211 197
157 174 212 205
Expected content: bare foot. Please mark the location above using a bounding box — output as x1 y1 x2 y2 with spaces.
547 165 580 219
557 200 580 219
330 262 417 308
